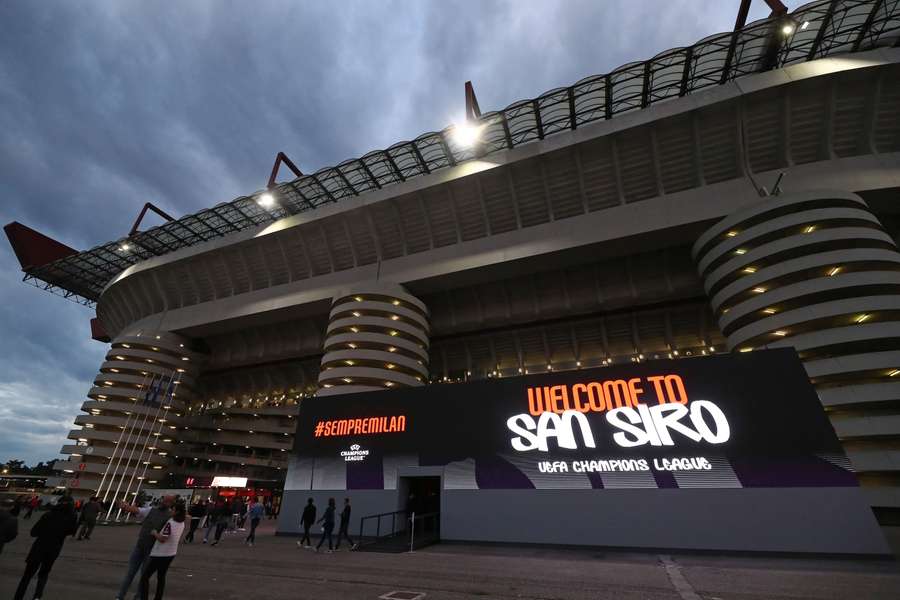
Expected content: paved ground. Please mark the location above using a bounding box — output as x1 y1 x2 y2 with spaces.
1 519 900 600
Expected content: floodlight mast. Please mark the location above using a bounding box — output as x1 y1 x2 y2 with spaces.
733 0 788 31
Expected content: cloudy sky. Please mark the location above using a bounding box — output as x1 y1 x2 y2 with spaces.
0 0 806 464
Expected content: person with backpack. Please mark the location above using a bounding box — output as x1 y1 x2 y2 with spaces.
334 497 357 551
314 497 336 553
13 496 78 600
296 498 316 549
138 501 186 600
244 500 265 546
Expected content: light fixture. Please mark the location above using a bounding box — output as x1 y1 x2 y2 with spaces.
387 346 396 353
389 330 399 336
350 327 359 333
576 361 582 367
734 248 747 255
450 121 486 148
119 243 131 252
387 364 396 369
354 296 363 302
392 300 401 306
762 307 777 315
709 346 715 353
803 225 815 234
257 193 275 208
672 350 679 356
801 20 810 30
352 311 361 317
752 287 766 293
739 347 753 353
828 266 841 277
390 315 400 321
726 231 738 237
348 343 357 349
782 23 795 35
385 381 395 387
773 330 788 336
345 360 355 366
181 357 189 361
856 313 871 323
889 369 900 377
743 267 757 274
342 378 352 383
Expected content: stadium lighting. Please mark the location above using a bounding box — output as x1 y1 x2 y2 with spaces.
782 24 795 36
451 121 486 148
119 243 131 252
257 193 276 208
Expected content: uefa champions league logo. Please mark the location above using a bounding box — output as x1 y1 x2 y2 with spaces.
341 443 369 462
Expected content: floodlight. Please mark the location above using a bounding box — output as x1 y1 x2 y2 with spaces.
451 122 486 148
258 193 276 208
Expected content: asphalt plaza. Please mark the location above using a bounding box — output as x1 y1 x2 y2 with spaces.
2 519 900 599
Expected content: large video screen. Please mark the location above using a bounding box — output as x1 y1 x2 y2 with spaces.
292 349 856 490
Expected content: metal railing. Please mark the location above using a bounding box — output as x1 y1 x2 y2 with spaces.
358 509 441 552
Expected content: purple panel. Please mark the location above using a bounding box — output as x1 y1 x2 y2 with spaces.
731 456 858 488
346 455 384 490
475 455 535 489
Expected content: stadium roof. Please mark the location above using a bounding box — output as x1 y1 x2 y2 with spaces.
6 0 900 308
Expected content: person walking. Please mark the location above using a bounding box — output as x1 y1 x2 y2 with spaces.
201 500 217 544
314 497 336 553
244 500 265 546
24 496 39 520
76 496 101 540
296 498 316 549
184 501 205 543
13 496 78 600
1 498 19 554
115 495 173 600
138 501 186 600
334 497 357 551
211 500 230 546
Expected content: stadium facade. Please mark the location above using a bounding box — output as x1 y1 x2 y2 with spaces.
5 0 900 529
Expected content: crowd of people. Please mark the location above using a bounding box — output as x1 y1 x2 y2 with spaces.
0 492 353 599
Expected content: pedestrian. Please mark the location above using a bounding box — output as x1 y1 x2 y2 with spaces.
335 497 358 551
314 497 336 553
114 495 173 600
238 498 248 530
24 496 40 519
296 497 316 549
76 496 102 541
1 497 19 554
211 500 229 546
184 501 205 543
13 496 78 600
244 500 265 546
138 501 186 600
203 500 222 544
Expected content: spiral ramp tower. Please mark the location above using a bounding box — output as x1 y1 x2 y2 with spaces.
693 190 900 513
52 329 202 494
318 282 430 396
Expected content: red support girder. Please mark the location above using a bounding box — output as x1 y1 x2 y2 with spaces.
3 221 77 271
267 151 304 190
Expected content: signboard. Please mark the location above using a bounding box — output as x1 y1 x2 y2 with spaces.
293 349 856 491
210 476 248 488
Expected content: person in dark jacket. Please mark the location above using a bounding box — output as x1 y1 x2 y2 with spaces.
13 496 78 600
314 497 336 553
295 498 316 549
76 496 102 540
334 497 357 551
184 501 205 543
1 498 19 554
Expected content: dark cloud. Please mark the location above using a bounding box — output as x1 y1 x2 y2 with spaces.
0 0 806 463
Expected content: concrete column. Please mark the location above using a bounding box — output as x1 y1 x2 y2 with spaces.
692 189 900 512
53 328 201 495
317 281 430 396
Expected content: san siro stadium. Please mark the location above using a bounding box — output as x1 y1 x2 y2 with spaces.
5 0 900 539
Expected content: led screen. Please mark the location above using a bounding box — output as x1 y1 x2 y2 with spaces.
292 349 856 490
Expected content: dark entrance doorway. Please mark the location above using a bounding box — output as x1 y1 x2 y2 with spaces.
399 475 440 516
